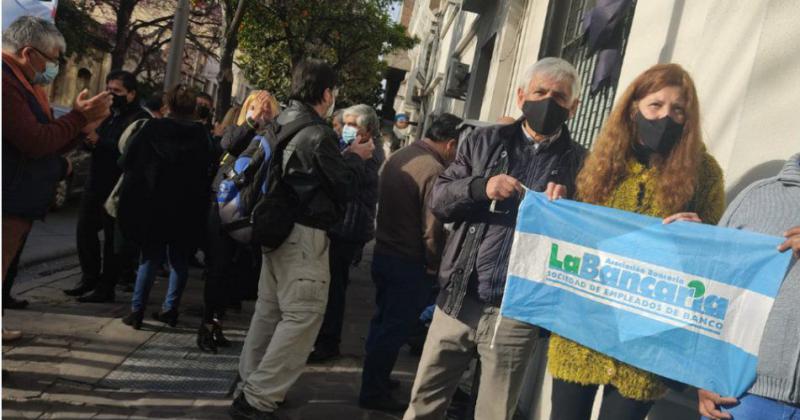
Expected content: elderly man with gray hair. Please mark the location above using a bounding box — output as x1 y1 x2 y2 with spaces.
2 16 111 339
402 57 586 419
309 104 385 363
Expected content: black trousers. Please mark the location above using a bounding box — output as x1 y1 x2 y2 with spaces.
202 202 257 323
76 189 137 291
550 379 654 420
3 234 27 304
314 237 359 350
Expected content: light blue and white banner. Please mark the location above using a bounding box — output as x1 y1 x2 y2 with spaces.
501 192 793 397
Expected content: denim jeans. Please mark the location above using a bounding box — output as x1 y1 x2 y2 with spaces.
360 253 431 401
703 394 800 420
131 242 189 313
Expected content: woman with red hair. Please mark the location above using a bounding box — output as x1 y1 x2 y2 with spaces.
547 64 725 420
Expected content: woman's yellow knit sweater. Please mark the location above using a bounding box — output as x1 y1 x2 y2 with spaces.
547 152 725 401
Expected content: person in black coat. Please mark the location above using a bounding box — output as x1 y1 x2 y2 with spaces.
118 85 212 329
197 90 277 353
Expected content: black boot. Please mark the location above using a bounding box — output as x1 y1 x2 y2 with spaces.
152 308 179 327
77 288 115 303
3 296 29 310
212 322 231 347
197 324 217 354
64 279 96 297
122 310 144 330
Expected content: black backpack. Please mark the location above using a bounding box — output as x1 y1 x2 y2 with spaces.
250 116 323 250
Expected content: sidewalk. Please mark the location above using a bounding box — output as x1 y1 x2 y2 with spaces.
2 245 421 419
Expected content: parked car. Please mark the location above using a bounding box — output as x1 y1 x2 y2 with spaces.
52 105 91 209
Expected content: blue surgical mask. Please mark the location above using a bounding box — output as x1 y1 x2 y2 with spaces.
32 61 59 85
342 125 358 145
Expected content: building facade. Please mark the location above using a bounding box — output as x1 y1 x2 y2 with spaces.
395 0 799 197
392 0 800 419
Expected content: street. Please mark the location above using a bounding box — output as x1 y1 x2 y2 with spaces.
2 204 420 419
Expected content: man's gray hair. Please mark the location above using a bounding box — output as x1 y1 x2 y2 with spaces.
2 16 66 55
343 104 380 139
517 57 581 102
332 108 344 126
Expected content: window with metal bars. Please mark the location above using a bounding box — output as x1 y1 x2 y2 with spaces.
539 0 637 148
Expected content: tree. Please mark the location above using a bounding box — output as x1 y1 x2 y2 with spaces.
55 0 111 60
214 0 249 122
56 0 222 88
237 0 416 108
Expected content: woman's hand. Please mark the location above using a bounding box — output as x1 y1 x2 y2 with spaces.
663 212 702 224
697 389 736 420
778 226 800 258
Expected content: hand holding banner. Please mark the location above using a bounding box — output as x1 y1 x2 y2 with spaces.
501 192 792 397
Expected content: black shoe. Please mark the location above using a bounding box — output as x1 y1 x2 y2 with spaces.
212 323 231 347
229 394 279 420
197 325 217 354
77 289 115 303
3 297 29 310
122 310 144 330
358 395 407 412
307 346 340 363
152 308 179 327
64 281 96 296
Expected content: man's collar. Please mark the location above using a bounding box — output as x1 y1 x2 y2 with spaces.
521 124 562 150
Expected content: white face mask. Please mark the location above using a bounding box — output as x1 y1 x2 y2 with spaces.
246 109 255 120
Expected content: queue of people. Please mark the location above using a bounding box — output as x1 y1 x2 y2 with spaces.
3 14 799 420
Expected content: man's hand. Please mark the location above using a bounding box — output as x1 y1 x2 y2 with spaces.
486 174 523 201
346 137 374 160
697 389 736 420
778 226 800 258
545 182 567 201
73 89 112 122
663 212 702 224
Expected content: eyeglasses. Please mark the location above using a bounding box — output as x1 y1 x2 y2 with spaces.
29 46 60 63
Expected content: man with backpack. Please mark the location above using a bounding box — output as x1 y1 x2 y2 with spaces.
230 59 375 420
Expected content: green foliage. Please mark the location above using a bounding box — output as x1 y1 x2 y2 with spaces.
238 0 417 108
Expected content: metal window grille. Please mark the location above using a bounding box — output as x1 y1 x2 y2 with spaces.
555 0 637 148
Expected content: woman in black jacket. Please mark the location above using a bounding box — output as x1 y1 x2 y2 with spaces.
118 85 212 329
197 90 278 352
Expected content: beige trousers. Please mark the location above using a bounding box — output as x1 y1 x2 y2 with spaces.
404 299 539 420
237 224 330 412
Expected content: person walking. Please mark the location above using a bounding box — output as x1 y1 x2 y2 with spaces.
230 59 374 420
359 113 462 411
117 85 212 329
547 63 725 420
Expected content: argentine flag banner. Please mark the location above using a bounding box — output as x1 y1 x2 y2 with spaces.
501 192 793 397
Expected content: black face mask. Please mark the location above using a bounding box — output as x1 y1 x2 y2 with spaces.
635 112 685 155
111 93 128 109
522 98 570 136
196 105 211 120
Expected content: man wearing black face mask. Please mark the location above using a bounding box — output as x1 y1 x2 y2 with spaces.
66 70 150 302
403 57 586 420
